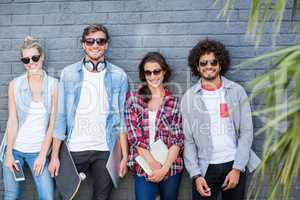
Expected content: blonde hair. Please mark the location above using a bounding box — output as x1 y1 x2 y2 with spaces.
20 36 44 57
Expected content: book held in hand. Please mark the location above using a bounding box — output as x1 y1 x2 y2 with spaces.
135 139 169 175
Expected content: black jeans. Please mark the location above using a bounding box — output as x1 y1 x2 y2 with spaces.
192 161 246 200
71 151 113 200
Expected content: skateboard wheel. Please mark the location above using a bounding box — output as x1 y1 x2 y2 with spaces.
79 172 86 181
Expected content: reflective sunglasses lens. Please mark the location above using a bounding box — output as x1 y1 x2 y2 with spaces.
32 55 41 62
96 38 107 45
211 59 218 66
144 70 152 76
152 69 162 75
85 38 95 46
21 57 30 64
199 61 208 67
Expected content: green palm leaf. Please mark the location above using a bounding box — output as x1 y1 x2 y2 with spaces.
219 1 300 200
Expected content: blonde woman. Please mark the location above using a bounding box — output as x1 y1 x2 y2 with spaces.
1 36 58 200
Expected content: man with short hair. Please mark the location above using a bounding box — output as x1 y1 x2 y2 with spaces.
181 39 261 200
48 24 129 200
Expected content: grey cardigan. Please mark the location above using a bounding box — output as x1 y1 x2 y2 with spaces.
181 76 261 178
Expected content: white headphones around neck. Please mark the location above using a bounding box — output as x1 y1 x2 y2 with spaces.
83 58 106 72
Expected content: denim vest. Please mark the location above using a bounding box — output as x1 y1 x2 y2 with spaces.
53 60 129 151
0 72 58 161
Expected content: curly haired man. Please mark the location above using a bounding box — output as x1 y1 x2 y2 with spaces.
181 39 261 200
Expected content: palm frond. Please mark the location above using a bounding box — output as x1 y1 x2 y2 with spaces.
220 0 299 46
291 0 298 19
219 1 300 199
238 43 300 200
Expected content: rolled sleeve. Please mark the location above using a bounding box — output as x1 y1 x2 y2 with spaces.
170 99 184 150
53 115 66 140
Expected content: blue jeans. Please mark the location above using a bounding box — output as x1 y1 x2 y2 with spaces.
3 149 54 200
135 173 182 200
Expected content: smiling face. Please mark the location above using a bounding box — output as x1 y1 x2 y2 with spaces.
144 61 166 89
82 31 108 63
21 47 44 73
198 52 221 81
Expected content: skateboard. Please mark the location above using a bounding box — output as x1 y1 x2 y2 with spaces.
55 141 85 200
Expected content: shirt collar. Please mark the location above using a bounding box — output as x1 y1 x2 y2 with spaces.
193 76 233 94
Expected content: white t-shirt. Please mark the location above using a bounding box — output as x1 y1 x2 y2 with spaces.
201 87 237 164
14 101 47 153
149 111 157 146
68 66 109 152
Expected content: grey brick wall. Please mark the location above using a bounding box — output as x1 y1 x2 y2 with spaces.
0 0 299 199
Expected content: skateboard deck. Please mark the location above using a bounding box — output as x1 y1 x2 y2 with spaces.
55 142 81 200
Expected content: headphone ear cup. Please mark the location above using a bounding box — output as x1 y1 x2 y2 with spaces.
84 61 94 72
96 62 105 72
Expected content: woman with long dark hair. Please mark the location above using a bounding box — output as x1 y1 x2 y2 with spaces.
125 52 184 200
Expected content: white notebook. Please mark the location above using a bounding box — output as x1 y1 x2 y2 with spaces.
135 156 153 175
135 139 169 175
150 139 169 165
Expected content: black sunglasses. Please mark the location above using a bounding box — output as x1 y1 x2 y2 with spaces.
199 59 219 67
20 55 41 64
144 69 163 77
84 38 107 46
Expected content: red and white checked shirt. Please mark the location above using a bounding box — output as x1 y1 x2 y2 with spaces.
125 89 184 178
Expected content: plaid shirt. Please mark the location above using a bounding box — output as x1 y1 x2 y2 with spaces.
125 89 184 178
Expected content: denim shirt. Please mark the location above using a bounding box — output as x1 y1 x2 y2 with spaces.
53 60 129 151
181 76 261 178
0 72 58 161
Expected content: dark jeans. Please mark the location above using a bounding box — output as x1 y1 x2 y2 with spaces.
135 173 182 200
192 161 246 200
71 151 113 200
